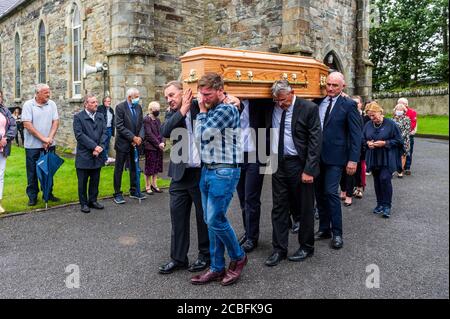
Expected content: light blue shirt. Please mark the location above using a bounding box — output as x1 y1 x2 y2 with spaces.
271 96 298 156
240 100 256 153
319 95 340 130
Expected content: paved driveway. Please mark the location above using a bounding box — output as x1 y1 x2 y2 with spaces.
0 138 448 299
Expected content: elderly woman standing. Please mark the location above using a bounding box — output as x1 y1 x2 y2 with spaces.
363 102 403 218
392 104 411 178
143 101 165 195
0 90 17 213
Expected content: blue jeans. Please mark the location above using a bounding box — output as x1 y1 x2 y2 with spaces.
25 146 56 201
405 135 414 170
102 127 113 162
200 167 244 272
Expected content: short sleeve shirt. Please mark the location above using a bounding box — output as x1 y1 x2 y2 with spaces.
22 99 59 149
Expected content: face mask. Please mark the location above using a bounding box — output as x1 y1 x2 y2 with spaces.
395 111 404 116
131 98 140 106
152 111 160 117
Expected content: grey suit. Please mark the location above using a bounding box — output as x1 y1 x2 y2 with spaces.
160 100 210 264
113 100 145 196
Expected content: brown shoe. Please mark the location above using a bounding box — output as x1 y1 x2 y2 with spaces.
221 255 248 286
191 269 225 285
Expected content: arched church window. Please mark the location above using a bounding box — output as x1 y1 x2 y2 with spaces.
72 4 82 97
38 21 47 83
15 33 21 98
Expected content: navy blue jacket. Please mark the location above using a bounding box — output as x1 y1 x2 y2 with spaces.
313 95 362 166
73 110 107 169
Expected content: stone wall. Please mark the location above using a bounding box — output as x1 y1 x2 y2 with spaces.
203 0 359 94
374 89 449 115
0 0 112 149
153 0 204 103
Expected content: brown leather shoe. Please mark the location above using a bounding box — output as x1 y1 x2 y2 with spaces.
191 269 225 285
221 255 248 286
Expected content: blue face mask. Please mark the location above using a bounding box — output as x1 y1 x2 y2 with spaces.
131 98 140 106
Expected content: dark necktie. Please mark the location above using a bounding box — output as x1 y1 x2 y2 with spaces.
324 97 333 125
131 106 137 123
278 109 287 163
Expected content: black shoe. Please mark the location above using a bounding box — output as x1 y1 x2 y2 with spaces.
331 235 344 249
238 234 246 246
113 194 126 204
28 199 37 206
129 192 146 200
288 248 314 262
158 261 189 274
291 221 300 234
314 230 332 240
188 259 210 273
88 202 104 210
80 205 91 214
47 195 60 202
241 239 258 253
264 252 286 267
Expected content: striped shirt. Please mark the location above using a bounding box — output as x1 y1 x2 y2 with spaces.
195 103 242 164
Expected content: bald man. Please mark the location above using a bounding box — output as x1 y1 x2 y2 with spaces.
313 72 362 249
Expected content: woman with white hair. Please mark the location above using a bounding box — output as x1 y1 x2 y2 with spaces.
392 103 411 178
143 101 165 194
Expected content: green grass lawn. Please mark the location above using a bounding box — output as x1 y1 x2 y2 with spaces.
2 146 170 214
417 115 449 136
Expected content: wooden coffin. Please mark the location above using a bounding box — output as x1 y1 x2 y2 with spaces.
180 46 329 99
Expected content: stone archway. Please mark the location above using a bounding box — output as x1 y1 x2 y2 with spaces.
323 51 343 73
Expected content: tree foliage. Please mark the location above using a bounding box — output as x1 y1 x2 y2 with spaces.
370 0 449 91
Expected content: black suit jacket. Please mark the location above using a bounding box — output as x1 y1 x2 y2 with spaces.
114 100 145 153
312 95 362 166
160 100 200 182
97 104 115 136
73 110 107 169
265 97 322 177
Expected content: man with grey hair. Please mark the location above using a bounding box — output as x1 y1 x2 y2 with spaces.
397 97 417 175
73 94 107 213
22 83 60 206
112 88 146 204
264 80 321 267
312 72 362 250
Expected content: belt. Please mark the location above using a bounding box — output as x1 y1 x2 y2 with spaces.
204 163 239 170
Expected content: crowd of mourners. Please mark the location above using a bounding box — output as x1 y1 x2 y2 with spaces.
0 72 418 286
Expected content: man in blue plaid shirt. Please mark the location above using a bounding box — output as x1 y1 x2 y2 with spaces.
191 73 247 286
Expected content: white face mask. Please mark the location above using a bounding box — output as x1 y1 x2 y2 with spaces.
395 110 404 116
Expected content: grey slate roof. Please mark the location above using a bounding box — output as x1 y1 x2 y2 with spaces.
0 0 28 19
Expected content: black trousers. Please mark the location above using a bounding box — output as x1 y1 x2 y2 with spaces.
340 172 355 197
237 158 265 242
169 168 210 264
76 168 101 206
114 149 137 196
271 157 315 254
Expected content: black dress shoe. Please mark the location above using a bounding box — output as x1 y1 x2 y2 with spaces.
314 230 332 240
188 259 210 273
241 239 258 253
158 261 188 274
80 205 91 214
88 202 104 210
264 252 286 267
47 195 60 202
331 235 344 249
288 248 314 262
28 199 37 207
291 221 300 234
